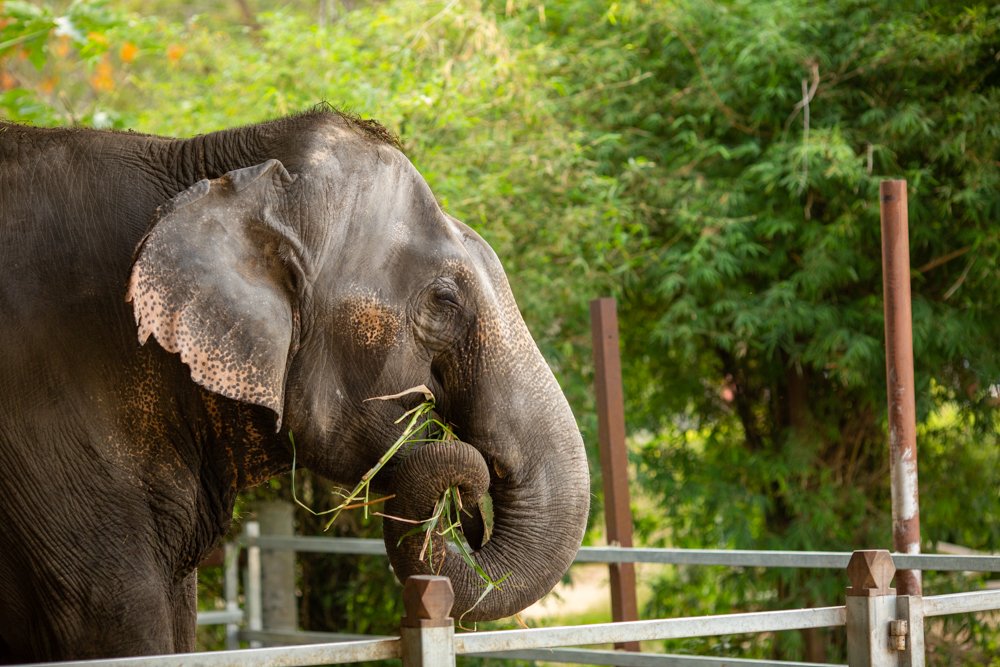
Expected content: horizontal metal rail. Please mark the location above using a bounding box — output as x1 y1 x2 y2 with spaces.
575 547 848 568
238 631 843 667
453 607 846 654
581 548 1000 573
923 589 1000 617
465 648 843 667
12 639 401 667
242 536 387 556
195 610 243 626
892 553 1000 573
240 536 1000 572
240 630 389 645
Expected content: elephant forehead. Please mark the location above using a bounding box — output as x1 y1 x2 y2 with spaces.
339 295 404 349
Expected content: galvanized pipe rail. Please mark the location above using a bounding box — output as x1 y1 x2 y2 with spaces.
211 531 1000 632
236 535 1000 572
452 607 846 654
6 639 402 667
194 610 244 627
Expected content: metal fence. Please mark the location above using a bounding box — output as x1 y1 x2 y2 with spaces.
192 528 999 636
20 544 1000 667
139 527 1000 667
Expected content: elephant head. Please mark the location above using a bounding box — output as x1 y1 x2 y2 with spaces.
125 122 590 622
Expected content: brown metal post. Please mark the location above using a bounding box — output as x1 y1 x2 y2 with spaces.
879 180 922 596
590 297 640 651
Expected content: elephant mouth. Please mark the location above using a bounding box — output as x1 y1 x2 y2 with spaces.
367 409 452 494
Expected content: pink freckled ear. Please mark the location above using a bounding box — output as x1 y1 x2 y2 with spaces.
127 161 303 430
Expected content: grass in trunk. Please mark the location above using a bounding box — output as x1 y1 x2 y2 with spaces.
288 385 509 620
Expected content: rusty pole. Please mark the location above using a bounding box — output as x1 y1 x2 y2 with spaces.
879 180 922 596
590 297 640 651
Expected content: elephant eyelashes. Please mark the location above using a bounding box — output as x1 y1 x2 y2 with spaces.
434 289 460 308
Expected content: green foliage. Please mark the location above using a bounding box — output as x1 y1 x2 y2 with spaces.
0 0 123 124
547 0 1000 659
1 0 118 67
6 0 1000 661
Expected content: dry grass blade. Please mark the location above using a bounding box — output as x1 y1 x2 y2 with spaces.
340 495 394 511
372 512 424 524
364 384 435 402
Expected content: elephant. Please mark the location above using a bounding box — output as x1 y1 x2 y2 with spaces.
0 110 590 663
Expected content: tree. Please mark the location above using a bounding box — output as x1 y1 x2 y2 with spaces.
535 0 1000 660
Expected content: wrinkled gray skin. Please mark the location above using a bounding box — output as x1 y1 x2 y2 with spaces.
0 113 590 663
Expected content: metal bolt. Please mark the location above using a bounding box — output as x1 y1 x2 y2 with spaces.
846 549 896 597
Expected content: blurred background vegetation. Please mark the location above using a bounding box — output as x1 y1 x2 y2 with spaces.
3 0 1000 663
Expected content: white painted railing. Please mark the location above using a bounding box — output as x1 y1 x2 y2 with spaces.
178 528 1000 667
0 530 940 667
14 576 1000 667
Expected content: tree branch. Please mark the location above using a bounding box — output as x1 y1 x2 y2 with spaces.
916 246 972 274
943 256 975 300
233 0 262 31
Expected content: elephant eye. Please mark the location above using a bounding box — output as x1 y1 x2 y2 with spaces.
435 288 459 307
414 279 470 353
430 279 462 310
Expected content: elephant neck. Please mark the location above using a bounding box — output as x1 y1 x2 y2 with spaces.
154 126 272 197
196 389 294 489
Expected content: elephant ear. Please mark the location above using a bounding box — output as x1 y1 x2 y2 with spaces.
126 159 304 429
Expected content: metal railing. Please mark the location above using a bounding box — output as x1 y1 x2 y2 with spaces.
197 529 1000 636
234 534 1000 572
19 550 1000 667
208 529 1000 636
176 526 1000 667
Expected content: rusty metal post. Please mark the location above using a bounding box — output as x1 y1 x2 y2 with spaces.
590 297 640 651
401 575 456 667
879 180 923 596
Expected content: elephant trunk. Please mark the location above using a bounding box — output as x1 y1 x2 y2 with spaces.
383 411 590 622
